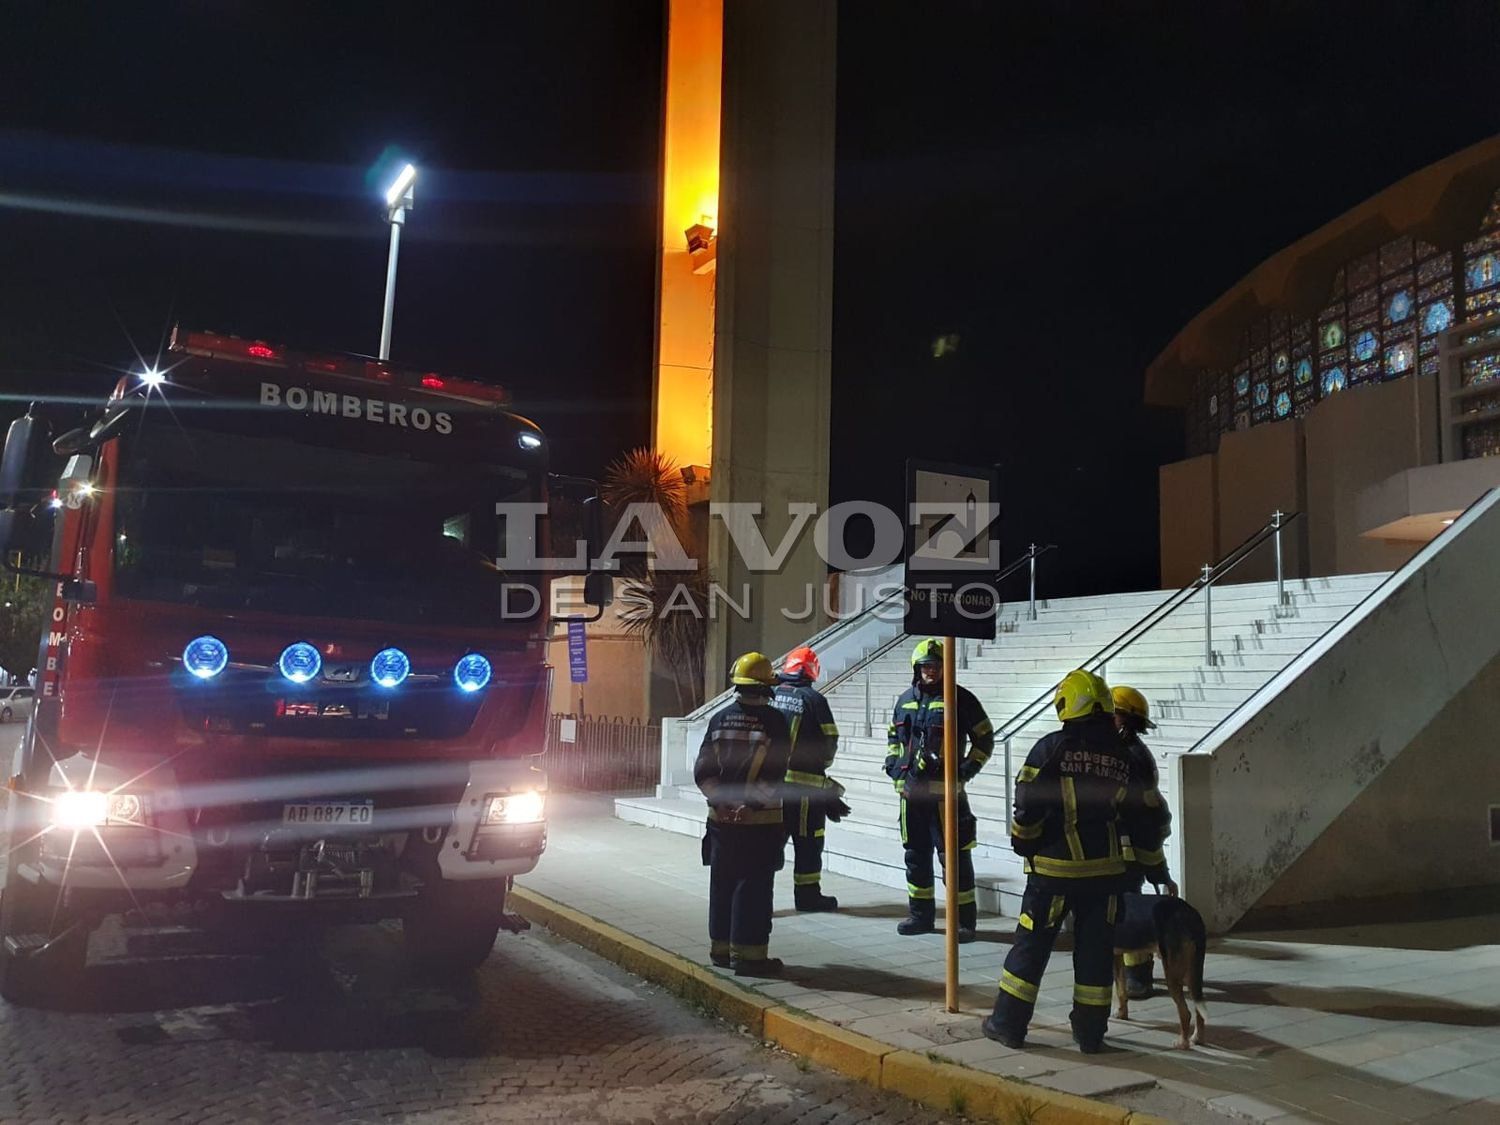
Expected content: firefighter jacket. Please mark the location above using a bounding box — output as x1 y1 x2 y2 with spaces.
772 674 840 793
1118 728 1173 881
884 682 994 794
1009 712 1170 890
695 694 793 827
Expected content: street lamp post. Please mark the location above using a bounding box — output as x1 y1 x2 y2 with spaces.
379 163 417 362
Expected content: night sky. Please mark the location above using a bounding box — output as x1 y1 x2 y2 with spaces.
4 1 1499 598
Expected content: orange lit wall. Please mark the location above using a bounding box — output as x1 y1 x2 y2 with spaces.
653 0 721 472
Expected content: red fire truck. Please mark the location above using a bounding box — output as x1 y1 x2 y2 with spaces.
0 328 606 1004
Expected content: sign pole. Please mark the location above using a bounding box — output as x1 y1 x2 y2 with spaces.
902 458 999 1017
943 632 959 1013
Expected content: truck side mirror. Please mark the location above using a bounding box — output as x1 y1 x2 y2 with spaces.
53 427 92 457
0 415 41 508
584 570 614 609
582 495 604 563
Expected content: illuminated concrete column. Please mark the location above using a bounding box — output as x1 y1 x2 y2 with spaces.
652 0 721 472
704 0 837 691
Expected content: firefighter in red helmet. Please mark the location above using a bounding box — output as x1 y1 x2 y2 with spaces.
772 646 850 911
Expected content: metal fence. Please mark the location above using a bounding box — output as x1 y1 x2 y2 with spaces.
542 714 661 795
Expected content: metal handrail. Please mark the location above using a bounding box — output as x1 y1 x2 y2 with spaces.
985 510 1299 831
995 510 1302 744
677 575 908 724
822 544 1059 695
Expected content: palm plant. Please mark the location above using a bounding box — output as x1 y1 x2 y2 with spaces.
602 448 709 712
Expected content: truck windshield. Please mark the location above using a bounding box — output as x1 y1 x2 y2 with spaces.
112 416 544 627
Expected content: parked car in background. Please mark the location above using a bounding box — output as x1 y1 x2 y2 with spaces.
0 687 34 723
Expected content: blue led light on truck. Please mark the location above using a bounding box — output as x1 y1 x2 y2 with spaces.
182 635 229 679
453 653 492 692
370 647 411 688
279 641 322 684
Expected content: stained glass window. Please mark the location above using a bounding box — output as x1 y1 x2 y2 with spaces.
1347 251 1382 386
1181 186 1500 455
1463 189 1500 318
1461 321 1500 348
1386 289 1413 323
1462 351 1500 389
1469 253 1500 292
1463 421 1500 458
1318 268 1348 404
1233 348 1251 429
1249 337 1272 424
1385 342 1414 376
1461 389 1500 417
1216 369 1232 442
1291 318 1315 417
1416 241 1454 378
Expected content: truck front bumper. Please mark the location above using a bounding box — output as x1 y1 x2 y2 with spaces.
20 753 546 895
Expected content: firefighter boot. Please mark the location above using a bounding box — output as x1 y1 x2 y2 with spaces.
981 1014 1026 1050
794 885 839 912
897 914 936 936
733 956 784 978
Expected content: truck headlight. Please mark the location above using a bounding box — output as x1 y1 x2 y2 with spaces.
481 790 545 826
49 790 146 830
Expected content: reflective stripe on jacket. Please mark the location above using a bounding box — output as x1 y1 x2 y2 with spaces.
884 682 994 787
695 695 792 827
772 675 840 790
1010 712 1170 889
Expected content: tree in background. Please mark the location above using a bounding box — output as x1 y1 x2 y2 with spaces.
602 448 709 714
0 576 50 685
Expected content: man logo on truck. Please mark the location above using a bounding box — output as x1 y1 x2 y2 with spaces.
259 381 453 434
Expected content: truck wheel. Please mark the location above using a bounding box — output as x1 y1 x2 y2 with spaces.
403 882 506 977
0 871 89 1008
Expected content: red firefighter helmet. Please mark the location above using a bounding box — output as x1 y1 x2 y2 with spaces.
782 646 821 681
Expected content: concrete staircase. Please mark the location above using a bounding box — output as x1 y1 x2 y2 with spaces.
616 572 1389 916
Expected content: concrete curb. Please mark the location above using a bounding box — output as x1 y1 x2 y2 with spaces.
508 885 1169 1125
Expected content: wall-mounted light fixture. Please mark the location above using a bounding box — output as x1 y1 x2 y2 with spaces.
685 213 717 274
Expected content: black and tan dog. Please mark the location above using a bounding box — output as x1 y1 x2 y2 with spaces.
1113 892 1207 1049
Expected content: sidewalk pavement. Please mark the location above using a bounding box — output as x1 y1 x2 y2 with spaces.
516 795 1500 1124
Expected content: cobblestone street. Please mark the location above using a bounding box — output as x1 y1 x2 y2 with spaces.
0 918 953 1124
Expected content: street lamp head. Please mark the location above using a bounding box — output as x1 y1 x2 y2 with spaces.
385 163 417 212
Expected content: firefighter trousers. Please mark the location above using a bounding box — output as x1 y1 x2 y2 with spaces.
1121 874 1154 981
900 792 977 928
704 822 785 961
784 799 827 890
989 885 1119 1046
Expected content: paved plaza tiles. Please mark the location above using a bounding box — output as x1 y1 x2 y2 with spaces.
518 796 1500 1124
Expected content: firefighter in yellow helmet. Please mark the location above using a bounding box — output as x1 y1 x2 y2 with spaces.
983 669 1171 1053
1112 685 1178 999
695 652 793 977
884 638 994 942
